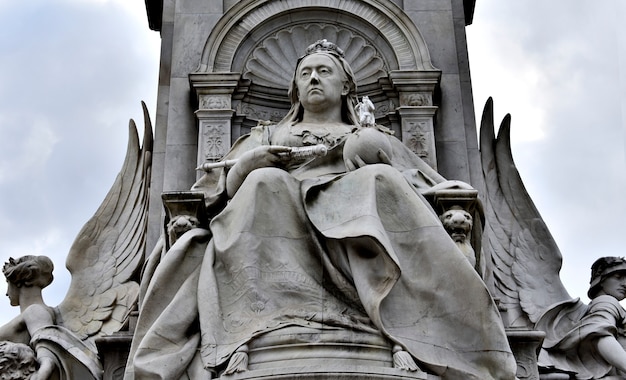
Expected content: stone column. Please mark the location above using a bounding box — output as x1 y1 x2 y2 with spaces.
189 72 240 179
389 70 440 170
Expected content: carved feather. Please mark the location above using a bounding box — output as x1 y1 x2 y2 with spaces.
479 98 571 328
55 102 153 340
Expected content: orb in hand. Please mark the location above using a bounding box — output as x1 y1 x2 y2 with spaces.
343 127 393 166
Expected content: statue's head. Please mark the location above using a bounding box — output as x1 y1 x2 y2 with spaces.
0 341 37 380
3 255 54 290
284 40 360 125
588 256 626 299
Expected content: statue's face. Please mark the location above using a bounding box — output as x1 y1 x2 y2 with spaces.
599 271 626 300
6 282 18 306
295 54 348 113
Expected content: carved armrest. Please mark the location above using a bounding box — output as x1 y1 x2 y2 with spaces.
161 192 208 250
431 189 484 274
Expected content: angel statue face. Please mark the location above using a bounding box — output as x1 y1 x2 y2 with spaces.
588 256 626 300
2 255 54 306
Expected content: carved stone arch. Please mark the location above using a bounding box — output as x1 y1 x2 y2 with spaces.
197 0 437 73
189 0 442 171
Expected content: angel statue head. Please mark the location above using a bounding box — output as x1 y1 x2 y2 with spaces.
588 256 626 299
0 341 37 380
283 39 360 126
3 255 54 306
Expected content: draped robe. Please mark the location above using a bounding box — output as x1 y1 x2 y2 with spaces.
125 124 517 380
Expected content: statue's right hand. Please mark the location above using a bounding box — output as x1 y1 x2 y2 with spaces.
226 145 292 198
236 145 292 174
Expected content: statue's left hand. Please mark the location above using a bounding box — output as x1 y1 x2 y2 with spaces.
345 148 391 171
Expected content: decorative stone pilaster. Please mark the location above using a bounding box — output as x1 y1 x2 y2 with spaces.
189 73 240 174
397 107 438 168
389 70 441 169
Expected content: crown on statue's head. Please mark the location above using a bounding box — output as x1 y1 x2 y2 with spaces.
304 39 345 58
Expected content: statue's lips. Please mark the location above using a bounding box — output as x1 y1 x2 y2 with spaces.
307 87 323 94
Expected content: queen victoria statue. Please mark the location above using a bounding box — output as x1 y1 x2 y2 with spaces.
125 40 517 380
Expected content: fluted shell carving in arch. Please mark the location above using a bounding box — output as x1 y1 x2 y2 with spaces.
243 25 387 89
198 0 437 73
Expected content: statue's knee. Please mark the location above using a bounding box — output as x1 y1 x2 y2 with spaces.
245 167 291 185
354 163 399 179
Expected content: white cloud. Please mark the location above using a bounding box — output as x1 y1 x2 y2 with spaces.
0 1 159 324
469 0 626 304
0 121 59 183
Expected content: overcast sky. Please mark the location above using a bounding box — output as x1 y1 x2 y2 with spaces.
0 0 624 328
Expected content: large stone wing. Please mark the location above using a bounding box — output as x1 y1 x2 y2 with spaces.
479 98 571 328
56 102 153 340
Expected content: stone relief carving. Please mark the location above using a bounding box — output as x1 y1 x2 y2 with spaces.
237 104 286 123
202 124 227 161
401 93 432 106
199 95 230 110
0 104 153 380
406 121 429 158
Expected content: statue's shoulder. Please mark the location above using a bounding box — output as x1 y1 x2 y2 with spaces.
21 304 55 330
588 295 626 317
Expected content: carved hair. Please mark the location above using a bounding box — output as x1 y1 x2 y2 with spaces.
284 39 360 126
3 255 54 289
588 256 626 298
0 341 37 380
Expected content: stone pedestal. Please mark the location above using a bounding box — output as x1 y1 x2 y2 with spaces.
222 366 436 379
507 329 545 380
96 311 137 380
221 326 437 380
95 333 133 380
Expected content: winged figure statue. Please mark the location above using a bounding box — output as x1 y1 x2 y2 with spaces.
0 102 153 380
479 97 626 379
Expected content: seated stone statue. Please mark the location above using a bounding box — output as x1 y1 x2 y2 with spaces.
127 40 516 380
537 256 626 379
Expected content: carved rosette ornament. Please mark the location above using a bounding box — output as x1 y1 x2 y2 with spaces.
202 124 227 161
399 108 438 169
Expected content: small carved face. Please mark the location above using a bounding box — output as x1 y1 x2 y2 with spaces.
167 215 200 244
440 208 473 243
599 271 626 301
5 282 18 307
